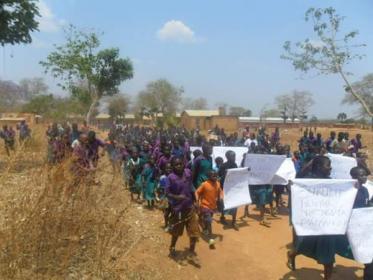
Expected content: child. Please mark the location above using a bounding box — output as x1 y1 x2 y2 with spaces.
350 166 372 280
166 157 200 261
214 157 224 172
192 143 213 189
158 163 172 230
218 150 239 230
142 156 158 208
127 149 144 201
195 170 223 249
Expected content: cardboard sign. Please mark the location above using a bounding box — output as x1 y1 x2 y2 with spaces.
291 179 357 236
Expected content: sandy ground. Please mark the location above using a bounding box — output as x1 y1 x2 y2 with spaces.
124 201 364 280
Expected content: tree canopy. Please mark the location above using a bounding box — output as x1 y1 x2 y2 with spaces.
136 79 182 115
275 90 314 122
40 25 134 124
182 97 207 110
0 0 40 45
282 7 372 117
342 73 373 119
107 95 130 120
229 106 252 117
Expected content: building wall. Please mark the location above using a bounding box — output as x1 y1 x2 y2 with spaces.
181 115 206 130
209 116 239 131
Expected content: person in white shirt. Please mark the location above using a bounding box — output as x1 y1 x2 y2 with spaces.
244 133 258 148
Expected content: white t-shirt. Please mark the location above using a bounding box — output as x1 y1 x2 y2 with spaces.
71 139 80 149
244 138 258 147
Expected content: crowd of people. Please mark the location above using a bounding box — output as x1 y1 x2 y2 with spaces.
0 120 31 156
2 120 372 279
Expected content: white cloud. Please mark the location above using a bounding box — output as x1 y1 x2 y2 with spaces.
157 20 198 43
37 0 66 33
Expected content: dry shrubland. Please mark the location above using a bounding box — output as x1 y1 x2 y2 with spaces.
0 126 143 279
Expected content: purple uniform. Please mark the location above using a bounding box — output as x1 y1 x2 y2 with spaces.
165 169 194 214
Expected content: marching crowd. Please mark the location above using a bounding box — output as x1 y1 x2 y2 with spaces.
1 120 372 279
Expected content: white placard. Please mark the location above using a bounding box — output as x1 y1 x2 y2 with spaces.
327 153 357 179
347 207 373 264
223 167 252 210
292 179 357 236
244 154 286 185
365 180 373 200
269 158 296 185
212 146 247 168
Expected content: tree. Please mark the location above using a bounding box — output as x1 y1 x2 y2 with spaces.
337 112 347 122
275 90 314 122
22 94 56 115
22 94 74 119
107 95 130 120
19 77 49 100
229 106 252 116
136 79 183 116
309 115 318 123
0 79 22 109
282 7 372 118
40 25 133 124
182 97 207 110
262 108 281 118
342 74 373 119
0 0 40 45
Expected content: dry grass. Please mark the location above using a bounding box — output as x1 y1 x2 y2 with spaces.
0 125 371 279
0 126 140 279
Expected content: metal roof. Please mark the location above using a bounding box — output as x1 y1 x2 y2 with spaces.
182 110 220 117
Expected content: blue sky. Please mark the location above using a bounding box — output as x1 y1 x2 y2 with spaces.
1 0 373 118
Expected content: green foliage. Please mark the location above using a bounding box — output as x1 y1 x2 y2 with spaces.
337 112 347 122
343 74 373 118
137 79 182 115
107 95 130 120
282 7 372 117
229 106 252 117
40 25 134 123
0 0 40 45
94 48 134 97
22 94 54 115
282 7 365 75
22 94 73 120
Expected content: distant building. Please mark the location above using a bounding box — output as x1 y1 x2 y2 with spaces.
0 112 38 126
239 116 301 129
180 110 239 131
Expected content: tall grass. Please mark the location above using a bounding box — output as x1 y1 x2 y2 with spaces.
0 126 134 279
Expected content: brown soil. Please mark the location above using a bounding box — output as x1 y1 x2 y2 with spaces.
123 203 364 280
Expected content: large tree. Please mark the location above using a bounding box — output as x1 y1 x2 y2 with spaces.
40 25 133 124
275 90 314 122
0 0 40 45
19 77 48 100
229 106 252 117
342 73 373 119
282 7 372 118
136 79 183 115
0 79 22 109
107 95 130 120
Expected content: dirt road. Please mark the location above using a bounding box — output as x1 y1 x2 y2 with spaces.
124 202 364 280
